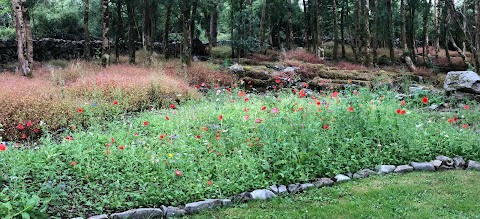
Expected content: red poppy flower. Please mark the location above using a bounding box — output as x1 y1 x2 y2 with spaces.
448 118 453 124
175 170 183 177
195 84 200 89
332 91 339 98
118 145 125 150
453 117 458 122
462 124 469 129
275 76 281 84
216 134 220 140
166 116 170 120
396 109 402 114
70 161 77 166
323 125 329 130
65 136 74 141
218 115 223 120
196 135 201 139
160 135 165 139
261 106 267 110
33 128 39 133
207 180 213 186
299 89 306 98
316 101 321 106
26 121 32 127
464 105 470 110
400 100 406 106
227 88 231 92
113 101 118 105
203 127 208 131
244 97 249 102
105 143 111 147
0 144 6 151
144 121 149 126
400 110 406 115
348 106 354 112
17 124 24 130
238 91 246 97
353 90 358 95
170 103 176 109
422 97 429 104
77 108 83 113
111 138 115 143
21 134 27 139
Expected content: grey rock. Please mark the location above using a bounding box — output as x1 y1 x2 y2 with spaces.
221 199 232 206
353 169 375 179
288 183 301 194
300 183 315 191
436 155 454 166
270 185 279 194
232 192 253 203
409 84 429 94
411 162 435 171
314 178 335 187
161 206 186 218
430 160 442 169
229 63 244 73
250 189 277 200
334 174 351 182
347 172 353 178
444 71 480 94
394 165 414 173
282 67 297 73
438 165 454 171
87 215 108 219
185 199 223 214
453 156 466 169
428 104 439 111
278 185 288 194
376 165 396 174
467 160 480 170
110 208 163 219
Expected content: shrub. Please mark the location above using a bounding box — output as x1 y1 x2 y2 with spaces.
162 60 235 87
211 46 232 59
281 48 324 64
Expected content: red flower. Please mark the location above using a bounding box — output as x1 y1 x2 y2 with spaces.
316 101 321 106
166 116 170 120
216 133 220 140
0 144 6 151
453 117 458 122
207 180 213 186
244 97 249 102
400 110 406 115
134 132 139 136
196 135 201 139
113 101 118 105
255 118 263 123
400 100 406 106
448 118 453 124
26 121 32 127
422 97 429 104
21 134 27 139
17 124 24 130
227 88 231 92
118 145 125 150
462 124 469 129
238 91 246 97
299 89 306 98
218 114 223 120
160 135 165 139
275 76 281 84
170 103 176 109
144 121 149 126
348 106 354 112
77 108 83 113
65 136 74 141
33 128 39 133
332 91 339 98
261 106 267 110
148 106 153 111
203 127 208 131
175 170 183 177
105 143 111 147
464 105 470 110
70 161 77 166
323 125 329 130
396 109 402 114
195 84 200 89
111 138 115 143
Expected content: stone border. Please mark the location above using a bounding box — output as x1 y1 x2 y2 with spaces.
73 155 480 219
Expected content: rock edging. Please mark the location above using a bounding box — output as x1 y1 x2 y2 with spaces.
75 155 479 219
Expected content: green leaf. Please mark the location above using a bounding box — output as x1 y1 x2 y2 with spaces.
21 212 30 219
4 202 13 211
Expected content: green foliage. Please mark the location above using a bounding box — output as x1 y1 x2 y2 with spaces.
0 87 478 217
32 1 83 37
0 27 14 39
211 46 232 59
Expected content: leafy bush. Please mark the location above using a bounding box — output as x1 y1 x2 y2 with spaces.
162 60 235 87
0 27 14 40
281 48 324 64
211 46 232 59
0 88 478 218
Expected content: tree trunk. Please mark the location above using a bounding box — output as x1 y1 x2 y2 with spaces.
164 0 172 59
443 1 451 64
449 31 467 63
126 0 135 63
333 0 339 60
400 0 408 51
148 1 157 61
463 0 467 54
363 0 372 67
209 2 218 48
302 0 309 50
84 0 90 61
316 0 323 58
230 0 235 58
372 0 378 64
341 0 346 59
407 0 416 60
353 0 361 62
12 0 31 76
387 0 395 63
434 0 440 58
22 0 32 67
260 0 267 47
477 0 480 72
423 0 431 62
142 0 149 48
190 0 198 45
286 0 293 50
182 0 192 66
446 0 480 72
102 0 110 67
115 0 122 63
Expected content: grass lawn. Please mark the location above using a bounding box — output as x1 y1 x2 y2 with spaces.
188 171 480 219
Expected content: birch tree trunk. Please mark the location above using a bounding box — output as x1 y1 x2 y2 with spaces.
84 0 90 60
316 0 323 57
434 0 441 58
363 0 372 67
12 0 31 77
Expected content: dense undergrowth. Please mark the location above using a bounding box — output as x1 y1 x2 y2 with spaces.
0 86 479 218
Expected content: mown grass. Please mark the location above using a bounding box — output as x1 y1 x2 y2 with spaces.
1 86 479 218
187 171 480 219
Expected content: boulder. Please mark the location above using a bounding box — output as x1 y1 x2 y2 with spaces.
278 185 288 194
467 160 480 170
436 155 454 166
288 183 301 194
184 199 223 214
161 206 187 218
270 184 279 194
232 192 253 203
229 63 244 73
394 165 414 173
376 165 396 174
444 71 480 94
410 162 436 171
87 215 108 219
430 160 442 169
314 178 335 187
250 189 277 200
110 208 163 219
353 169 375 179
453 156 466 169
334 174 351 182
